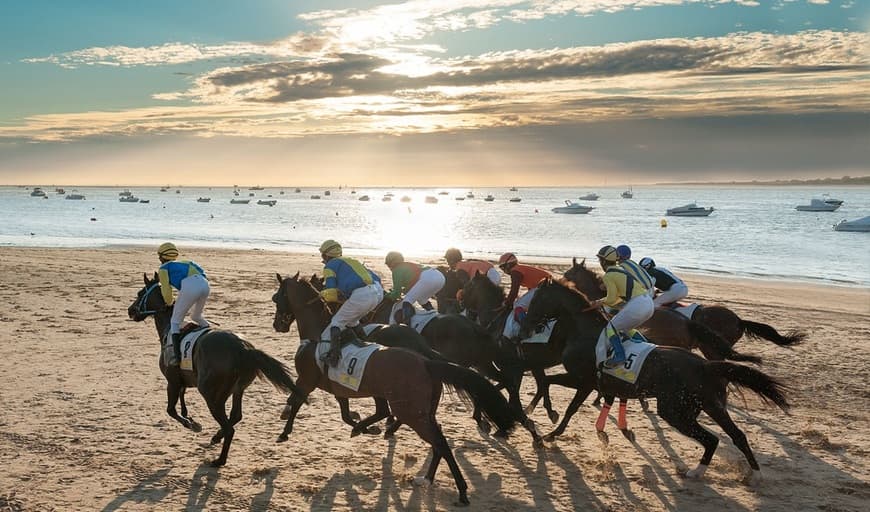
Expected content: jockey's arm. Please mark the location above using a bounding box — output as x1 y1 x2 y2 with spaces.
157 267 174 305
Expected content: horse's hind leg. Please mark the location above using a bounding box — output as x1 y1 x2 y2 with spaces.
201 379 236 467
658 399 717 479
704 403 761 482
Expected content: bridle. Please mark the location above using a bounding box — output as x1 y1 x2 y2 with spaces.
135 282 162 317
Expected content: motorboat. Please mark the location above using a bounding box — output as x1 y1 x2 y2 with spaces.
833 216 870 232
484 195 495 202
400 196 411 203
257 199 277 206
310 195 321 199
230 198 250 204
796 199 840 212
438 191 449 195
509 197 522 203
30 188 46 197
65 193 86 200
160 187 168 192
466 192 474 199
455 196 465 201
324 191 331 196
197 197 211 203
509 187 518 192
425 196 438 204
382 195 392 202
358 195 370 201
621 187 633 199
666 203 714 216
384 192 394 197
249 186 264 190
139 199 150 204
579 193 599 201
822 194 844 206
552 200 593 214
55 188 65 194
294 188 302 193
119 196 140 203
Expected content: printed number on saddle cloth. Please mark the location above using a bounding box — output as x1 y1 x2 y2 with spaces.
346 357 358 375
623 353 637 370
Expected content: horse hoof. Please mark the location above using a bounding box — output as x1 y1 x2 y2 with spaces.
190 421 202 433
621 429 636 443
210 433 223 445
641 401 650 413
276 434 288 443
548 410 560 424
747 470 762 486
597 430 610 446
543 433 557 443
412 476 431 488
350 411 361 422
685 464 708 479
456 494 470 507
477 421 492 435
279 405 292 420
210 458 226 467
532 437 545 449
365 426 382 436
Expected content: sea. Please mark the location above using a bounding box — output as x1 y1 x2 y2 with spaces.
2 185 868 287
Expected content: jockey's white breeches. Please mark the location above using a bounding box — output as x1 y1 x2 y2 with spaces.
170 273 210 335
654 282 689 307
322 283 384 340
389 269 445 325
598 293 654 345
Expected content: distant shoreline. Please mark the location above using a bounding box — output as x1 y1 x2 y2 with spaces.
655 176 870 186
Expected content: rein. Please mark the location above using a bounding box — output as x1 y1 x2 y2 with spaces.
136 283 162 316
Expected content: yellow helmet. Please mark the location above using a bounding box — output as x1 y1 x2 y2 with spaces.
157 242 179 260
385 251 404 267
597 245 618 263
319 239 342 258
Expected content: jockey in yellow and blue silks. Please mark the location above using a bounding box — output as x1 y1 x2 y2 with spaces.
156 242 210 367
589 245 655 369
319 240 384 367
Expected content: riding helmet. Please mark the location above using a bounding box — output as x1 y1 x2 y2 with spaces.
498 252 518 268
444 247 462 264
639 257 655 269
319 239 342 258
597 245 618 263
157 242 179 260
615 245 631 260
385 251 404 267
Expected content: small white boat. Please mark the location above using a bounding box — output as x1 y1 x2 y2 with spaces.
382 195 392 202
796 199 840 212
438 191 449 196
425 196 439 204
466 192 474 199
621 187 633 199
552 200 594 214
579 193 599 201
197 197 211 203
30 188 46 197
509 187 518 192
484 194 495 202
257 199 277 206
509 197 522 203
666 203 714 216
119 196 140 203
230 198 250 204
310 195 321 199
833 216 870 232
358 195 370 201
400 196 411 203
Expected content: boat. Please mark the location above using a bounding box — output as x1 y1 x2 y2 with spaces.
552 200 594 214
666 203 714 216
351 190 357 194
833 216 870 232
30 188 46 197
509 197 522 203
139 199 150 204
466 192 474 199
621 187 633 199
65 193 85 200
160 187 168 192
509 187 518 192
484 194 495 202
175 189 181 194
294 188 301 193
257 199 277 206
425 196 439 204
455 196 465 201
230 198 250 204
438 191 449 195
400 196 411 203
324 191 331 196
119 196 140 203
119 189 132 197
249 186 264 190
248 193 255 197
382 195 392 202
384 192 394 197
579 193 600 201
358 195 370 201
822 194 844 206
197 197 211 203
310 195 321 199
279 191 285 195
796 199 840 212
55 188 65 194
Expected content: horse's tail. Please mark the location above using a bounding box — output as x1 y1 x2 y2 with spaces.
706 362 790 413
424 360 519 434
740 319 806 347
688 320 762 364
244 348 303 397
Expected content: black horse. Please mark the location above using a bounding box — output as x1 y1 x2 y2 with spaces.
522 278 790 482
128 273 301 466
434 266 466 314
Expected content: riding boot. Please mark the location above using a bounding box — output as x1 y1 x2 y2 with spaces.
421 301 434 311
603 333 626 369
164 333 180 367
325 326 343 367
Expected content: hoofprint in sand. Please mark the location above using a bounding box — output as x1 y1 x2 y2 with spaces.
0 247 867 511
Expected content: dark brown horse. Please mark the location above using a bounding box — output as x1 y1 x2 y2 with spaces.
565 257 805 347
522 278 790 483
272 273 520 506
128 273 301 467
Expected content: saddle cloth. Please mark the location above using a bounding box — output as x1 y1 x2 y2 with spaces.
309 339 381 391
409 309 439 333
520 320 557 344
596 337 657 384
178 327 210 371
670 302 700 320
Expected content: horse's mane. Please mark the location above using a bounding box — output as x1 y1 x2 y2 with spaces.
551 277 593 303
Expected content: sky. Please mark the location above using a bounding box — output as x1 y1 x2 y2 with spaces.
0 0 868 186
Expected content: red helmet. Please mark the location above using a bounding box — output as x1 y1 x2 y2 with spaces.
498 252 518 268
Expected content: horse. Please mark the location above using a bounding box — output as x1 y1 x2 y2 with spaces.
564 257 805 347
128 273 301 467
522 277 790 482
434 266 465 314
272 273 521 506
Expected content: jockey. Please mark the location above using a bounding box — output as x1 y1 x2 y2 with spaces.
497 252 551 339
384 251 445 325
616 244 632 262
589 245 655 369
157 242 210 367
444 247 500 286
319 240 384 367
640 257 689 307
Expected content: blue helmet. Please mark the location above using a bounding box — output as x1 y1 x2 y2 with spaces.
615 245 631 260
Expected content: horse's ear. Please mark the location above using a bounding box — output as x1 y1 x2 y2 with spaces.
152 272 159 282
292 271 300 281
276 273 283 284
572 256 578 267
580 257 586 267
143 273 150 285
311 273 317 281
474 270 481 277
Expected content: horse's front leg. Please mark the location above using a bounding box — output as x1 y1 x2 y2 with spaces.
178 388 202 432
350 398 392 437
277 392 306 443
166 381 200 431
337 397 360 427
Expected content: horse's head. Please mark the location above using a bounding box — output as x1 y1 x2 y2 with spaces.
309 273 324 291
435 266 465 314
128 272 167 322
272 272 329 335
563 257 605 299
523 277 604 334
462 271 505 324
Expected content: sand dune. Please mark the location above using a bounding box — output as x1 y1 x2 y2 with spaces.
0 247 867 511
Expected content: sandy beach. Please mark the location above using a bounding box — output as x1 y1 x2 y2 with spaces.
0 246 867 511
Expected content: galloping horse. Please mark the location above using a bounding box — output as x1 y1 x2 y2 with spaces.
272 273 520 506
522 278 790 482
128 273 301 467
565 257 805 347
434 266 465 314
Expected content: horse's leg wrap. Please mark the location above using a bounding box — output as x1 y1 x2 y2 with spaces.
595 403 611 432
617 400 628 430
